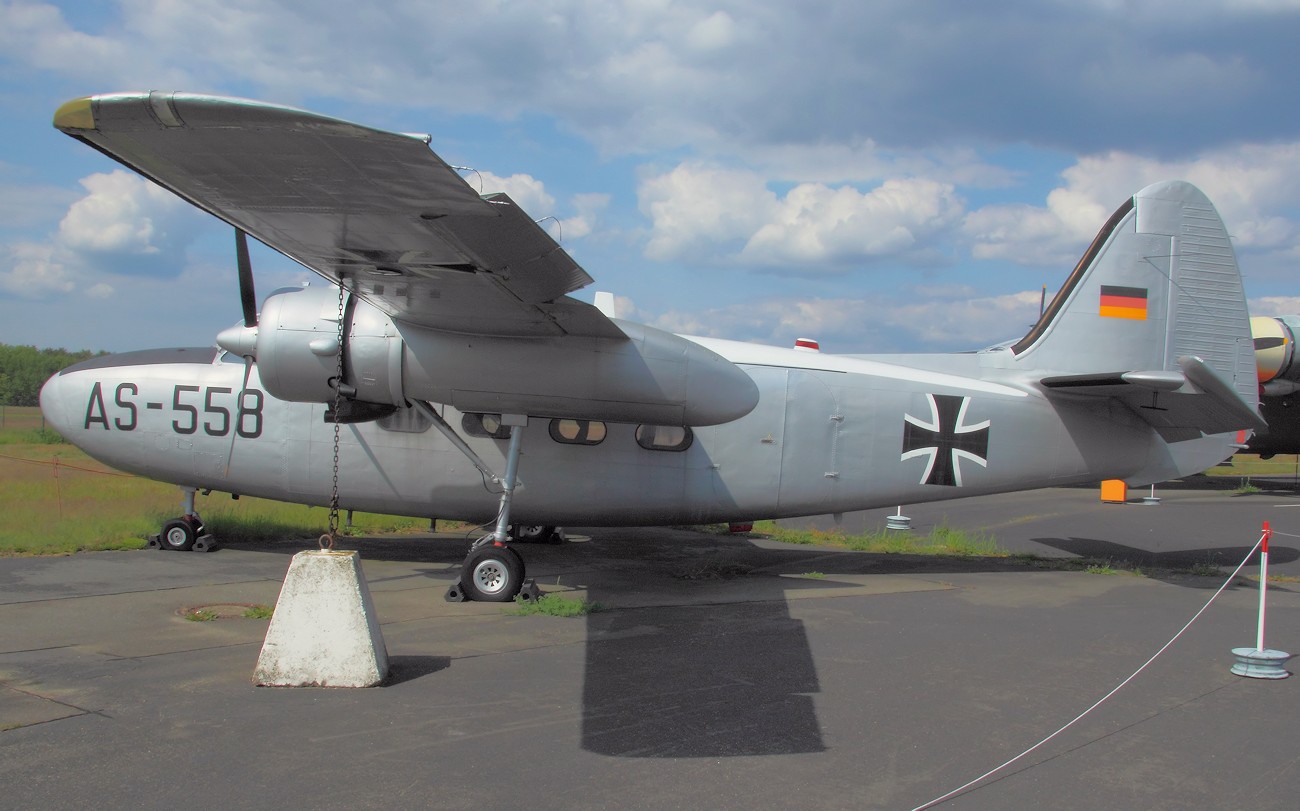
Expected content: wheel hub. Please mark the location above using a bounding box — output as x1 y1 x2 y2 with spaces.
472 559 508 595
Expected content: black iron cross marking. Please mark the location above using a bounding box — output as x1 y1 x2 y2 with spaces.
900 393 990 487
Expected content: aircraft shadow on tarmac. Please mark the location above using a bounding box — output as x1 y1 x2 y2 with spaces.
239 526 1231 759
1030 536 1298 587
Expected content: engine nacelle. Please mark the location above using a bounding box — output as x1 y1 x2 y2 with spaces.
217 285 759 427
1253 315 1300 396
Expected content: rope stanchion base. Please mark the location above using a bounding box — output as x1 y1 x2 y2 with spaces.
1230 647 1293 680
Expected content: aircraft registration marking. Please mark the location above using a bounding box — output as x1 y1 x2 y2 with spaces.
83 381 265 438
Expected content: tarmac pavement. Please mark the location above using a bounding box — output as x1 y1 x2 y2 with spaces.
2 484 1298 809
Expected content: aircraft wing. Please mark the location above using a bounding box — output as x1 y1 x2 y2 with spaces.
1040 356 1266 442
53 91 622 339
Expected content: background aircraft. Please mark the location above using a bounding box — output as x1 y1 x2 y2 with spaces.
1247 314 1300 458
40 92 1264 601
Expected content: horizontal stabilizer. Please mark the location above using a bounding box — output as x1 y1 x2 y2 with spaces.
1041 356 1266 442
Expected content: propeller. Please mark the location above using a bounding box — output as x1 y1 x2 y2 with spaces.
216 228 259 359
236 228 257 329
223 227 258 477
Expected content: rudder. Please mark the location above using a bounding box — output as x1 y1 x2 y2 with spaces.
1011 180 1257 413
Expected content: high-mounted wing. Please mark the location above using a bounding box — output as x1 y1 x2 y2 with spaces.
53 91 621 338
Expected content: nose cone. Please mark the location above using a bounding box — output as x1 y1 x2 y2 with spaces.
217 323 258 358
39 369 74 437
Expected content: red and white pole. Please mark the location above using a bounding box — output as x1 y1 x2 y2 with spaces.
1230 521 1291 679
1256 521 1271 652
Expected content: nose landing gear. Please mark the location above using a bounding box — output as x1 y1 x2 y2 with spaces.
149 487 218 552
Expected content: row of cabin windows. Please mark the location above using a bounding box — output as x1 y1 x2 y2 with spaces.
460 412 693 452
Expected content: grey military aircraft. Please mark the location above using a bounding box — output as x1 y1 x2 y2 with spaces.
39 92 1265 601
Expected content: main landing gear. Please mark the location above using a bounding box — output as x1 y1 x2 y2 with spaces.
149 487 218 552
443 414 541 603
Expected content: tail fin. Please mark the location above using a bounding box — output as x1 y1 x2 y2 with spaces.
1013 181 1260 431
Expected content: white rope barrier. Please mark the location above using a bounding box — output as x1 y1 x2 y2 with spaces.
910 527 1270 810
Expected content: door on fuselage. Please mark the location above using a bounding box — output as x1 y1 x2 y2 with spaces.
778 370 841 513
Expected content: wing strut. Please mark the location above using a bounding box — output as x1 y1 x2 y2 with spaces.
410 400 504 486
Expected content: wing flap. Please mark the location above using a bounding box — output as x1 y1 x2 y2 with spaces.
55 92 608 336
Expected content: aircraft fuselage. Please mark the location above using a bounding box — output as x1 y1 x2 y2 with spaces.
40 339 1203 527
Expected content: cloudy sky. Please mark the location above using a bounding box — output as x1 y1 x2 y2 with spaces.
2 0 1299 354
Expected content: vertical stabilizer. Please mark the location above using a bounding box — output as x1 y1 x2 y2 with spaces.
1013 181 1257 413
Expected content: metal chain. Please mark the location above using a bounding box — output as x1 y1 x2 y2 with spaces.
322 279 345 551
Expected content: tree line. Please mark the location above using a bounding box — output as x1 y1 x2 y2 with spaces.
0 343 105 407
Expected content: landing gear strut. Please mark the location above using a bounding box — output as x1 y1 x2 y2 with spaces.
149 487 218 552
446 416 535 603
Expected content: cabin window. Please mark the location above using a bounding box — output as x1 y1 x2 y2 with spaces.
635 424 693 452
462 412 512 440
548 419 607 446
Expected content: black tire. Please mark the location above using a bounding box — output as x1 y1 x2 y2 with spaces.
161 518 197 551
460 545 525 602
511 524 550 542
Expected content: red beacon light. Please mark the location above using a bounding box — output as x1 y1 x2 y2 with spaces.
794 338 820 352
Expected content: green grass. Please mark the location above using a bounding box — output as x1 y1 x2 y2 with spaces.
1205 454 1300 478
1233 477 1263 495
1085 564 1127 575
509 593 603 617
0 407 433 555
242 605 274 619
752 520 1007 557
183 608 218 622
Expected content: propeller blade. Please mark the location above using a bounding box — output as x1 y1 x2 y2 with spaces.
236 228 257 328
224 357 255 477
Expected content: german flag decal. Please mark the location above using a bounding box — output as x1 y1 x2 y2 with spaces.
1099 285 1148 320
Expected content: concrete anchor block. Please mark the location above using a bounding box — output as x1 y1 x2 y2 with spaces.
254 550 388 688
1230 647 1293 680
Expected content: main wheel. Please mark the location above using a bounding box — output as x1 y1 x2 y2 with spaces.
460 545 525 602
511 524 549 542
161 518 197 551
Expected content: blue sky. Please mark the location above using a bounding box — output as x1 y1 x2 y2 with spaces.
2 0 1300 354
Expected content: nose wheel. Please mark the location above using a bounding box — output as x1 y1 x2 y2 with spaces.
148 487 218 552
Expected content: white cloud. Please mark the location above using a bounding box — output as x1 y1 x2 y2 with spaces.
0 169 205 299
558 193 611 241
965 143 1300 269
1250 296 1300 317
0 241 73 297
475 170 556 219
59 170 194 257
742 178 963 267
640 163 778 260
640 164 963 269
8 1 1299 159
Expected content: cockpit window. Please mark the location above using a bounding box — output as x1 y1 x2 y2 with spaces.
548 419 606 446
635 424 693 452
